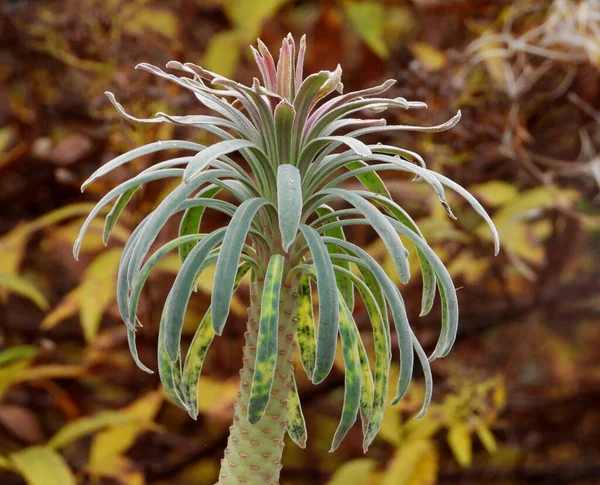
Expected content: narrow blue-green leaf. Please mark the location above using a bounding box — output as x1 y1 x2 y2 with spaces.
248 254 285 424
433 173 500 255
299 224 339 384
346 160 390 198
178 186 220 263
322 239 414 404
127 324 153 374
286 373 307 448
81 140 203 191
274 100 295 165
319 188 411 284
103 186 138 245
212 198 270 335
74 169 184 260
316 206 354 311
126 169 231 287
330 296 361 452
277 164 302 252
296 273 316 380
312 136 372 157
164 231 226 361
128 235 217 329
412 331 432 419
362 192 437 316
116 215 150 328
385 216 458 360
183 139 257 183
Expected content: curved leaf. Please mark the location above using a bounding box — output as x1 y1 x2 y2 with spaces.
82 140 203 191
184 139 257 182
319 188 411 284
164 230 226 361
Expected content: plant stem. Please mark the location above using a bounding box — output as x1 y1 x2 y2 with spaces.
217 277 298 485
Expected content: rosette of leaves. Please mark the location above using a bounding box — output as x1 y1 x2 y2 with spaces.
75 35 499 485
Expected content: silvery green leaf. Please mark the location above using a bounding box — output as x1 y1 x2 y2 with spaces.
81 141 202 191
212 198 270 335
184 140 258 183
277 164 302 252
164 231 226 361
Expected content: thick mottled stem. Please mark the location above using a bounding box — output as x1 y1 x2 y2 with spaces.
217 278 298 485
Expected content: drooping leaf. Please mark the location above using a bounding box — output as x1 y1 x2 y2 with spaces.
248 254 284 424
286 373 307 448
295 273 316 380
330 296 362 452
212 198 270 335
299 225 339 384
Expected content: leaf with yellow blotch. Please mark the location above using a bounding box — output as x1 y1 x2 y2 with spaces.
0 272 48 310
42 249 122 341
447 422 472 467
325 458 377 485
382 439 438 485
89 391 163 475
9 446 75 485
345 2 389 59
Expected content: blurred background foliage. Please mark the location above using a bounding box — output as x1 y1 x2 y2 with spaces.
1 0 599 484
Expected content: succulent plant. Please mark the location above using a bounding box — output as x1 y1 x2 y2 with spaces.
75 34 499 485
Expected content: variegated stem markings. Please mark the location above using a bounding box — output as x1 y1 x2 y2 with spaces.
218 277 299 485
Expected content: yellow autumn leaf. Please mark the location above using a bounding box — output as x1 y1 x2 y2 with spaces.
345 1 389 59
411 42 447 71
9 446 75 485
203 30 242 79
48 411 133 449
89 391 163 472
0 203 103 300
325 458 377 485
42 249 122 341
383 439 438 485
222 0 290 38
475 422 498 454
470 180 519 207
195 377 239 417
0 271 48 310
447 422 472 467
124 8 178 38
